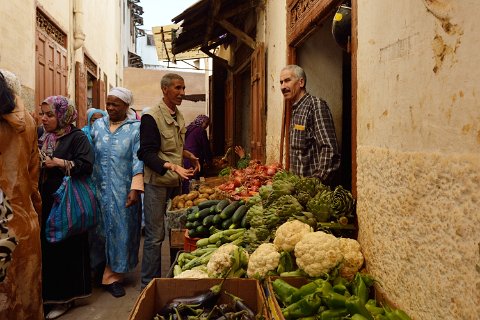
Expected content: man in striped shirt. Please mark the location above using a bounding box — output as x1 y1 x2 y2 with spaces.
280 65 341 185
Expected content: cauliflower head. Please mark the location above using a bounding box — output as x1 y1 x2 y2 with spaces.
247 243 281 279
338 238 364 280
174 269 209 279
207 243 249 278
274 220 313 252
294 231 343 277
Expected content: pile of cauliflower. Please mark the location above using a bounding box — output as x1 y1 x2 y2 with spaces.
247 220 364 280
206 243 249 278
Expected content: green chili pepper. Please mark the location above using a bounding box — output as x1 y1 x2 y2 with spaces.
345 295 373 320
291 279 332 303
319 308 349 320
272 279 299 306
383 307 412 320
364 299 384 316
392 309 412 320
332 283 348 295
352 273 369 305
351 314 369 320
282 292 323 319
374 315 389 320
322 291 347 309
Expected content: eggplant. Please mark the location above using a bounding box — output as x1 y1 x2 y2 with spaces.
161 282 223 316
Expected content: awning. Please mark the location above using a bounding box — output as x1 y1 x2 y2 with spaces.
152 25 209 62
170 0 262 57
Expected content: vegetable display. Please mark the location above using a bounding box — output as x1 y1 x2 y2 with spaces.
271 273 412 320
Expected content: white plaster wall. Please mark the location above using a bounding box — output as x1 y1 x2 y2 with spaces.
82 0 123 87
0 1 36 102
357 1 480 319
262 0 287 164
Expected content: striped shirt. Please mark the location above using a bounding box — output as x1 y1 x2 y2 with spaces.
289 93 340 183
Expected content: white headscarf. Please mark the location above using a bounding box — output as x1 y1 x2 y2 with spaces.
108 87 133 105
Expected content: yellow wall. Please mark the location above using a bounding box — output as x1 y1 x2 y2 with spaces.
356 1 480 319
0 1 36 108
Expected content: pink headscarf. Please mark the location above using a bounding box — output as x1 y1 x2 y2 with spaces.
38 96 78 155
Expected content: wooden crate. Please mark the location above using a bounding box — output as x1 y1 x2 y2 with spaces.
169 229 186 248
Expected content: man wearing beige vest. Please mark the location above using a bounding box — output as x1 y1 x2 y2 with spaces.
138 73 200 288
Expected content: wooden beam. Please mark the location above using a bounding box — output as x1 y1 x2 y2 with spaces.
200 47 232 71
220 0 263 20
217 19 256 50
203 0 222 47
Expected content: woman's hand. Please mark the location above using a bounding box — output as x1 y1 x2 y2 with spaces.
189 156 201 173
43 157 66 168
126 190 140 208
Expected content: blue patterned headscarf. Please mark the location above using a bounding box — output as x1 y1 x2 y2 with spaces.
82 108 107 144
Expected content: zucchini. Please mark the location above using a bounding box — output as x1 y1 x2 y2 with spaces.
240 212 248 228
221 218 233 230
202 215 214 227
186 212 197 222
212 214 222 225
219 201 240 220
215 199 230 213
185 221 194 229
196 238 210 247
196 225 208 235
194 207 212 220
231 205 248 224
188 229 199 238
198 199 221 209
192 220 201 228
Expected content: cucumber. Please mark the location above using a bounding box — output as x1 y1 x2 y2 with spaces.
219 201 240 220
190 206 199 214
194 207 212 220
198 199 221 210
221 218 233 230
196 225 209 236
202 215 214 227
185 221 194 229
215 199 230 213
231 205 248 224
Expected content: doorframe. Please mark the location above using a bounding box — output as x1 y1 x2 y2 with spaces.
284 0 357 195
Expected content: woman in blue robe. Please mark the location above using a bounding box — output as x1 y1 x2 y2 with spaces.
90 87 143 298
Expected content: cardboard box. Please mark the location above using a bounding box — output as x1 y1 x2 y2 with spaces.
129 278 270 320
264 277 309 320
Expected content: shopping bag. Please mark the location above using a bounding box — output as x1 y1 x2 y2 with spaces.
45 172 98 243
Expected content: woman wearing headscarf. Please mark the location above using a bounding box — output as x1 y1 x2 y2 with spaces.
81 108 107 144
182 114 213 193
0 69 43 319
38 96 94 319
90 87 143 297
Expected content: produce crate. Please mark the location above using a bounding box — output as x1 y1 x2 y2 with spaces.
129 278 270 320
183 229 200 252
264 276 309 320
169 228 186 248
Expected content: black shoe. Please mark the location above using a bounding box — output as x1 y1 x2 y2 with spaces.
104 281 125 298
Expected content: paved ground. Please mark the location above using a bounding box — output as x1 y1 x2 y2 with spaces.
60 236 173 320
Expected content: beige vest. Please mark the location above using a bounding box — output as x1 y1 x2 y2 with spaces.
144 101 186 187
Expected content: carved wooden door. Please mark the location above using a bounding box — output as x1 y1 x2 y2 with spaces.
250 43 266 163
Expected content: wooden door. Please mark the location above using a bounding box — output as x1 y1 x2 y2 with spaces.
35 29 67 122
250 43 266 163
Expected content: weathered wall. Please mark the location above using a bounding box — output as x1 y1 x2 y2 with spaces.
0 1 36 109
262 0 287 164
357 1 480 319
123 67 206 125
